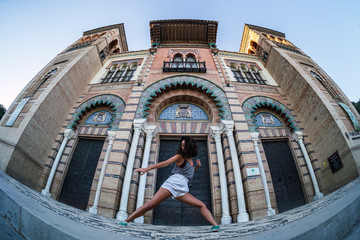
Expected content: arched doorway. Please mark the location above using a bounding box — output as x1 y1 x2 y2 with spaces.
135 75 231 225
151 94 216 225
242 96 307 213
153 138 211 226
59 95 125 210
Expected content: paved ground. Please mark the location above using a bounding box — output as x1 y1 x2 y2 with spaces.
1 171 359 240
342 221 360 240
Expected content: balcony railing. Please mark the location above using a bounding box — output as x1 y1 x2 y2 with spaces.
163 61 206 73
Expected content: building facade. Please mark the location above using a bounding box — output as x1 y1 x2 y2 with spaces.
0 20 359 225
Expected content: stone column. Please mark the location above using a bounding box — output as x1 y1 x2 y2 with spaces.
251 132 276 216
221 120 249 222
89 130 116 214
134 125 158 223
41 129 74 197
292 131 323 200
116 119 147 221
210 126 232 224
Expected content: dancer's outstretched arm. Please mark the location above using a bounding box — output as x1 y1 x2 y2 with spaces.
135 154 182 175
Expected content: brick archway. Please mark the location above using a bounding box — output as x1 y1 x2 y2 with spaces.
242 96 300 132
67 94 125 130
146 88 221 124
135 75 232 120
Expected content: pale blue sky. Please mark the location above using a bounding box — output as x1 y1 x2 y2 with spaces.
0 0 359 109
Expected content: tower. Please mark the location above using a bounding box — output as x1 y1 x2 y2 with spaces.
240 24 360 192
0 24 128 189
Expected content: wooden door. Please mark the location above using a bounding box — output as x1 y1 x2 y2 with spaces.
262 140 306 213
153 139 211 226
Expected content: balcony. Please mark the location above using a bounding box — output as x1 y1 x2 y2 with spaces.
163 61 206 73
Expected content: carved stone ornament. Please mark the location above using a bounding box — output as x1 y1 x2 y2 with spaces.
176 104 192 118
93 112 107 123
261 113 275 125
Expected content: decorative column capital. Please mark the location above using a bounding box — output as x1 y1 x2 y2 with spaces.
144 125 158 141
250 132 260 142
133 118 147 136
292 131 303 142
221 120 235 136
210 126 223 142
107 130 117 144
64 129 75 139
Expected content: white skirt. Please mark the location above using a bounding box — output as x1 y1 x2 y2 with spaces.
160 174 189 199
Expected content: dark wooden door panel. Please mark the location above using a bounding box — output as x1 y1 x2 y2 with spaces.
59 138 104 210
262 140 305 213
153 140 211 226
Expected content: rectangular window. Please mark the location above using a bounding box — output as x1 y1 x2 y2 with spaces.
254 73 266 85
232 71 245 83
244 72 256 84
5 98 30 127
111 70 125 82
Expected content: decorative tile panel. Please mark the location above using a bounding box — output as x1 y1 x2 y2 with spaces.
85 111 112 125
255 112 283 127
158 103 209 120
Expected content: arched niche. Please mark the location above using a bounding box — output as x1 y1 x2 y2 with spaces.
67 94 126 130
242 96 300 132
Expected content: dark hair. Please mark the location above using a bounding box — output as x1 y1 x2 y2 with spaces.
177 136 198 158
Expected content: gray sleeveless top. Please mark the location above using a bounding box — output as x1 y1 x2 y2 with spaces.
171 160 195 180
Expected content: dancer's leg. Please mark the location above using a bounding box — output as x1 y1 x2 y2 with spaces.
176 193 217 226
125 187 172 222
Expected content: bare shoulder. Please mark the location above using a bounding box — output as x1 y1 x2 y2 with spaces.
166 154 182 164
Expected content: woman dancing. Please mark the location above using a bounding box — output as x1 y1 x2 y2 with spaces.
118 136 220 232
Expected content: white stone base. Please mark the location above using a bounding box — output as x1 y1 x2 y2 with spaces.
314 192 324 200
267 208 276 216
116 210 128 221
134 216 144 223
88 206 98 214
221 215 232 224
41 189 51 198
237 212 250 222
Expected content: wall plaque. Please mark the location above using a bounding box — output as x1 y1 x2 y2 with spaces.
327 151 343 173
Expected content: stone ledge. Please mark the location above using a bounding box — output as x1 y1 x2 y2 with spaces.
0 170 359 239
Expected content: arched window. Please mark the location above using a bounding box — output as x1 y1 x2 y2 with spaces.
241 64 256 84
230 63 245 83
26 68 58 97
101 62 139 83
250 41 258 49
310 70 340 100
111 64 127 82
251 66 266 85
185 54 197 69
123 63 137 81
102 65 117 83
229 62 266 85
172 53 184 68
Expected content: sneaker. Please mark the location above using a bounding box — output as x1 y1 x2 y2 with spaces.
211 225 220 232
118 220 128 227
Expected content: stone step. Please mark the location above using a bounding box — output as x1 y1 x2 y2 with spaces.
0 170 359 240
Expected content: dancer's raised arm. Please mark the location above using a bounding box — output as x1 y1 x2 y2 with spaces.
134 154 182 175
